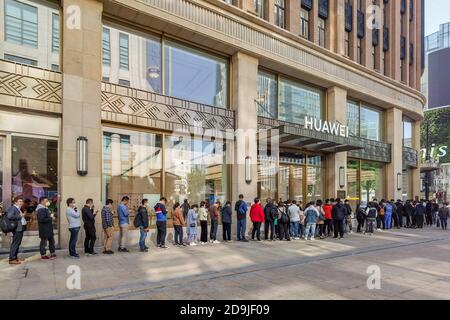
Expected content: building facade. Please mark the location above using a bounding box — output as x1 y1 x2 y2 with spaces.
0 0 425 251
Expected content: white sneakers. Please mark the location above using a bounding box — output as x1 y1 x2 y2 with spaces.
189 242 197 246
213 240 220 244
311 237 315 241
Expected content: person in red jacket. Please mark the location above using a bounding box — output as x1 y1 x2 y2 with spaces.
323 199 333 237
250 198 265 241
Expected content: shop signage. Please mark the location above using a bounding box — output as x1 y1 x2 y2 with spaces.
304 117 349 138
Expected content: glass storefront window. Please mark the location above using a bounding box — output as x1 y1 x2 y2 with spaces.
360 161 385 203
306 155 324 204
258 155 277 201
402 169 411 201
11 136 58 232
360 106 382 141
257 70 277 118
279 78 324 125
347 159 360 210
103 128 163 228
403 117 413 148
346 100 360 137
164 135 228 213
164 41 228 108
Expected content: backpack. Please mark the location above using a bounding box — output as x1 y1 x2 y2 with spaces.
0 213 17 234
367 207 377 219
238 202 247 215
133 210 141 228
280 209 289 224
379 207 385 216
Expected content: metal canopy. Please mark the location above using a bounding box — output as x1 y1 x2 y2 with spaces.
263 124 365 153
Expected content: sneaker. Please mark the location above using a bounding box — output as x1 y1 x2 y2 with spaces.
9 260 21 265
311 237 315 241
70 255 80 259
160 245 169 249
181 243 187 247
189 242 197 246
104 250 114 254
213 240 221 244
122 248 130 252
144 246 149 250
41 256 50 261
200 242 206 245
91 252 98 255
85 253 92 256
50 254 57 260
304 237 307 240
241 239 249 242
140 248 148 252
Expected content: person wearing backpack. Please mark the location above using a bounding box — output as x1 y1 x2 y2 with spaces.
221 201 232 241
304 202 319 241
37 196 56 261
135 199 150 252
154 197 168 249
250 198 264 241
277 202 290 241
374 199 384 231
235 194 248 242
263 198 276 241
356 201 367 233
7 196 26 265
365 202 378 235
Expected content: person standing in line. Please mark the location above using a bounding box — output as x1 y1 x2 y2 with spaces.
210 201 220 244
323 199 333 237
235 194 248 242
187 204 199 246
343 199 353 234
117 196 130 252
383 200 394 230
315 200 325 239
66 198 81 259
403 200 413 228
101 199 115 254
415 200 426 228
299 204 306 239
198 201 208 245
154 197 169 249
288 200 301 240
303 202 319 241
332 198 346 239
438 203 449 230
277 202 290 241
7 197 26 265
181 199 190 221
395 199 404 228
82 198 98 256
374 199 384 231
221 201 232 242
425 200 433 226
135 199 150 252
37 197 56 260
365 202 378 235
356 201 367 233
172 202 186 246
250 198 264 241
264 198 276 241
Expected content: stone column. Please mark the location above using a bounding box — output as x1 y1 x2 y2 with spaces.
326 86 348 198
60 0 103 249
385 108 403 200
231 52 259 237
388 0 401 81
328 0 345 54
287 0 301 35
265 0 275 24
411 120 421 200
310 0 319 44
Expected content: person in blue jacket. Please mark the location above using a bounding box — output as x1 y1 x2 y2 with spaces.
154 197 168 249
384 200 394 230
118 196 130 252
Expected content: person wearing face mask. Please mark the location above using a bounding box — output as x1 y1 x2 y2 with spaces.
82 198 98 256
37 197 57 261
415 200 426 229
66 198 81 259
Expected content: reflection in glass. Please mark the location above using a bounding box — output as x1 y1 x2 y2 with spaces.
164 41 228 108
103 128 162 227
11 136 58 232
279 78 323 125
347 159 360 211
403 118 413 148
360 161 385 203
346 100 360 137
307 166 323 204
278 165 289 202
360 106 382 141
257 70 277 118
258 155 277 201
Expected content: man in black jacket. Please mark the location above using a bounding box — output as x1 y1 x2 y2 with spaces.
395 200 404 228
7 196 25 265
135 199 150 252
343 200 353 234
264 198 276 241
82 198 97 255
332 198 346 239
37 197 56 260
415 200 426 228
403 200 413 228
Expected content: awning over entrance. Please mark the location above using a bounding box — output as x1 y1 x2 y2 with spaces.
265 124 365 153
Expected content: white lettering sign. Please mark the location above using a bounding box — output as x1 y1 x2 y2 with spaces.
304 117 349 138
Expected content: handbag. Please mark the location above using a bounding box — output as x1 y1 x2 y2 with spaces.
190 223 196 228
0 214 18 234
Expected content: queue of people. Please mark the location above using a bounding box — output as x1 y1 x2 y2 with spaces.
3 194 449 265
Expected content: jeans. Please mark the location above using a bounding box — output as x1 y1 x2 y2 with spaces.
366 218 376 234
299 223 305 238
174 225 184 244
68 227 80 256
304 223 316 239
441 218 448 230
200 220 208 242
39 236 55 256
264 221 275 240
237 218 246 240
384 213 392 230
156 221 167 246
251 222 262 240
84 225 96 254
9 230 24 261
210 220 218 241
139 226 147 250
290 221 300 237
222 222 231 241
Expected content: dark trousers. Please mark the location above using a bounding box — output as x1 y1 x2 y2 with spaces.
377 216 385 229
84 225 96 254
40 236 56 256
324 219 333 236
426 213 433 226
68 227 80 256
404 214 411 227
222 222 231 241
264 220 275 240
174 225 183 244
9 230 24 261
278 222 290 240
156 221 167 246
318 224 325 237
210 220 218 241
251 222 262 240
333 220 344 238
441 218 448 230
357 218 365 233
200 220 208 243
393 213 400 228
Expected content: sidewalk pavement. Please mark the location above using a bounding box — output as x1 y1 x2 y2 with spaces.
1 227 450 300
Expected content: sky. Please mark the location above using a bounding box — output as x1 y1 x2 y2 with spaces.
425 0 450 36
